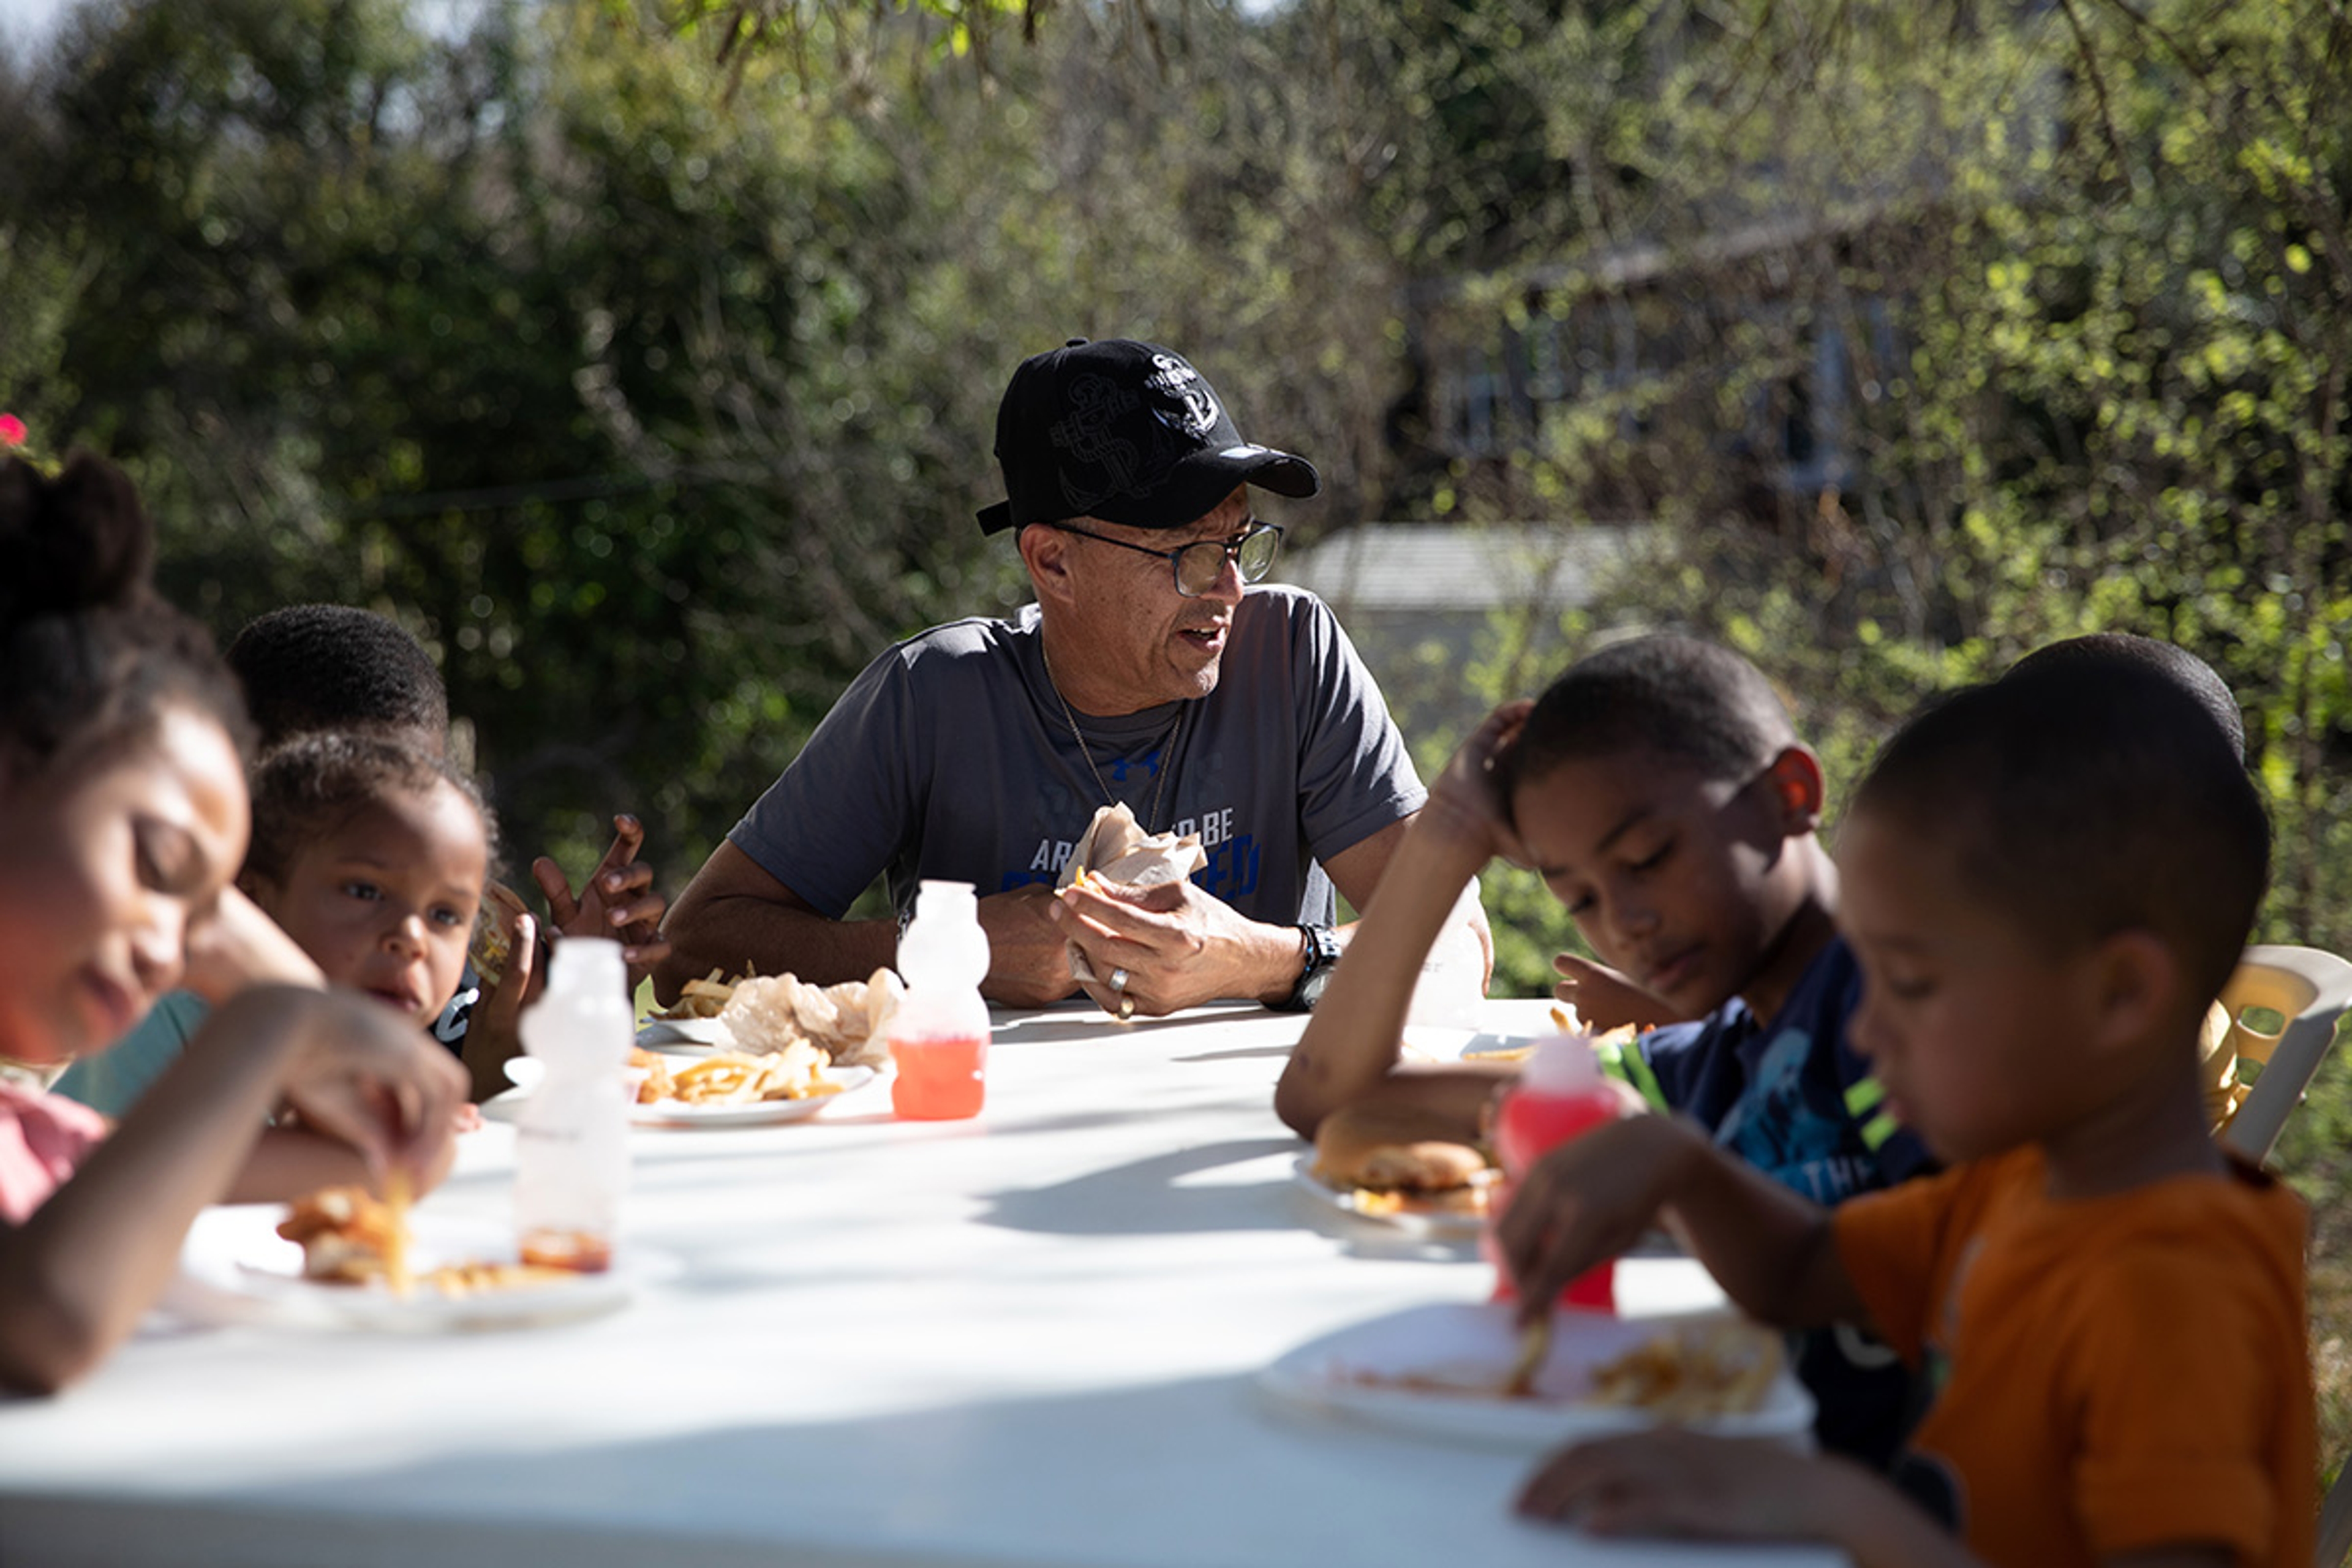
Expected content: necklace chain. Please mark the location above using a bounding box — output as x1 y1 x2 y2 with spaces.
1039 639 1183 833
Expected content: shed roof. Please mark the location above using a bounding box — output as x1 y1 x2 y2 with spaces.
1277 523 1646 612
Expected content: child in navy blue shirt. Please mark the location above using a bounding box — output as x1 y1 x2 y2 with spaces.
1278 635 1929 1464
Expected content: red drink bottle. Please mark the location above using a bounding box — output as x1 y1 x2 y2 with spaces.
888 881 992 1121
1488 1031 1621 1312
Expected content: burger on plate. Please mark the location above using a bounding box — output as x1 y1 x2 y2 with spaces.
1310 1103 1493 1216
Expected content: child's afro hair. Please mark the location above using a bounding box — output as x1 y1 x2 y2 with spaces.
225 604 448 751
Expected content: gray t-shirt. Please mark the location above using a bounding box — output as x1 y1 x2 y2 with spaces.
729 584 1425 927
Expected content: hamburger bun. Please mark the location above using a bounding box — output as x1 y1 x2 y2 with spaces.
1310 1102 1489 1193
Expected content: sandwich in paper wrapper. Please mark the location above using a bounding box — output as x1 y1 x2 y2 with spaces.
1055 803 1208 986
713 968 904 1069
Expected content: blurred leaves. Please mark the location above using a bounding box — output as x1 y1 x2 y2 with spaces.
1 0 2343 962
1396 0 2350 1000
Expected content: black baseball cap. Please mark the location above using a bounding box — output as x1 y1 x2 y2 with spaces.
976 338 1321 535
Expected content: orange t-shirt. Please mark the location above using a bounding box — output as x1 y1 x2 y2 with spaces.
1834 1145 2313 1568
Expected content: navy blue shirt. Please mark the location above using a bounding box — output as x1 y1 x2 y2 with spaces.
1627 935 1934 1468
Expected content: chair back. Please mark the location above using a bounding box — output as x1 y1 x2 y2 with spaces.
2201 948 2352 1567
2215 946 2352 1167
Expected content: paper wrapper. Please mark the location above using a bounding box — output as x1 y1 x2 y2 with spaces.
468 881 532 991
716 967 905 1069
1055 802 1208 986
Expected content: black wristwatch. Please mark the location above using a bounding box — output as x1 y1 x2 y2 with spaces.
1278 923 1341 1012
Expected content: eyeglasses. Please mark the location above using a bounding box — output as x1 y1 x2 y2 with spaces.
1048 519 1284 597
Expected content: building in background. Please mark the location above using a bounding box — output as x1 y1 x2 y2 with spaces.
1278 522 1647 748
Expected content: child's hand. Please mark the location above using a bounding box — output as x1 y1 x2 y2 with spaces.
274 990 469 1192
532 813 671 984
179 886 325 1002
1518 1429 1853 1539
463 907 536 1104
1553 953 1683 1032
1421 699 1535 863
1496 1114 1700 1320
1518 1430 1977 1567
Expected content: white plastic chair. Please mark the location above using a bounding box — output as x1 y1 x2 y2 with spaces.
2205 946 2352 1568
2215 946 2352 1168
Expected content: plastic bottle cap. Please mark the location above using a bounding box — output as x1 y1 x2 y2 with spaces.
547 936 627 998
900 880 990 990
916 878 978 915
1519 1030 1602 1093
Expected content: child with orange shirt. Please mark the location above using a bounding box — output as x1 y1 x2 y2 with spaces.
1502 657 2311 1567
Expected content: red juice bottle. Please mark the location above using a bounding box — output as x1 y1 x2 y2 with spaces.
888 880 991 1121
1488 1031 1621 1313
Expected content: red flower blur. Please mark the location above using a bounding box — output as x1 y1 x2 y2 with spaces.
0 414 26 448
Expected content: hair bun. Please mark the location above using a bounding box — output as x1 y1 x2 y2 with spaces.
0 453 159 631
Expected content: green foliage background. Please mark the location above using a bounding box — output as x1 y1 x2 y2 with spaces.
2 0 2348 1472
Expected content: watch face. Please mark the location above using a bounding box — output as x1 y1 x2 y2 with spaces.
1298 966 1332 1009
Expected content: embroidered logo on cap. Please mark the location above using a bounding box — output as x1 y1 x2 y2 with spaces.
1145 353 1221 442
1050 374 1145 513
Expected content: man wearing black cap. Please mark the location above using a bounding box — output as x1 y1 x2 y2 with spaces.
658 339 1460 1017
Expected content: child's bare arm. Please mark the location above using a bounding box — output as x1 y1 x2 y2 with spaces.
1520 1430 2234 1568
0 988 462 1394
178 886 325 1002
227 1126 373 1203
1274 701 1531 1140
1517 1430 1981 1568
1273 818 1495 1139
227 1112 462 1205
1496 1113 1866 1330
0 1014 291 1393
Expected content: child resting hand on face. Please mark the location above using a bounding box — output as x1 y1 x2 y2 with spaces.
0 454 466 1395
1276 635 1933 1466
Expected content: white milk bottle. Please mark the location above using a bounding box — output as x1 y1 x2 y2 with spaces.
514 937 632 1271
1406 878 1489 1036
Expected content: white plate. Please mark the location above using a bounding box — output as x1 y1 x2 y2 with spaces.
635 1016 726 1050
1449 1029 1547 1063
1259 1300 1814 1450
627 1065 876 1127
1291 1154 1491 1241
171 1204 637 1333
486 1062 877 1127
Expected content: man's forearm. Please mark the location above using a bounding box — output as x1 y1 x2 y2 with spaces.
1245 918 1313 1007
658 895 898 997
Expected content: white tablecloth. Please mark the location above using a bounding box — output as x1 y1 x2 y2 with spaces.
0 999 1841 1568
